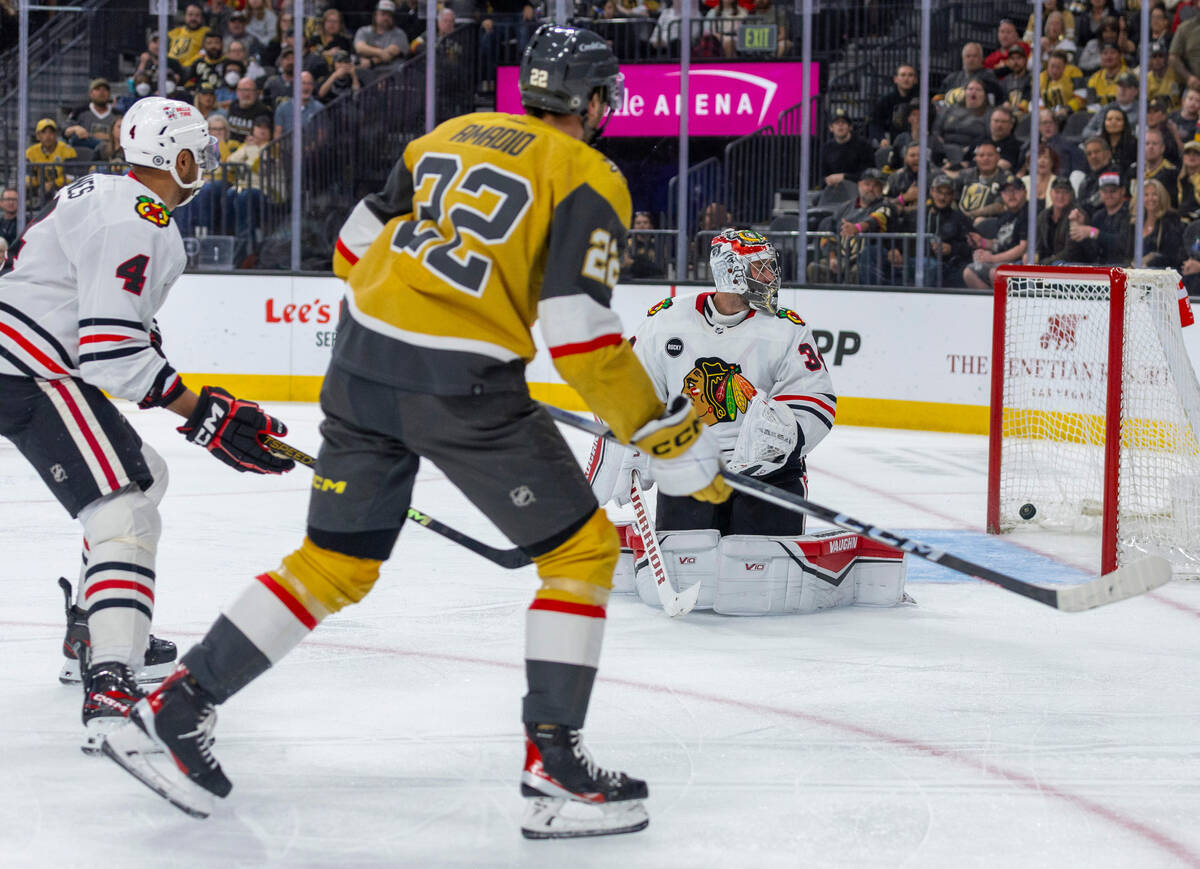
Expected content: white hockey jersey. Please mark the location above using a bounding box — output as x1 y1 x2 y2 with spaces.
0 173 186 406
632 292 836 459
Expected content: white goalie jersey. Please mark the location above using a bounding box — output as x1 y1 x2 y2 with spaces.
632 291 836 461
0 173 186 407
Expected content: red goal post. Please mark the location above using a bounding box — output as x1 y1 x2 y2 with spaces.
987 265 1200 577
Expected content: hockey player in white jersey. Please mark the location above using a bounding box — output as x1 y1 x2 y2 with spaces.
590 229 908 614
0 97 295 751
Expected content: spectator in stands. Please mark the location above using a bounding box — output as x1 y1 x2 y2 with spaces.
224 10 265 60
622 212 666 278
1027 107 1085 176
1077 15 1121 74
1094 105 1139 171
1037 177 1076 263
648 0 681 55
593 1 638 58
216 60 246 109
939 42 1006 106
811 169 893 285
1026 0 1074 45
225 115 275 264
1142 43 1183 110
1037 10 1078 59
1170 6 1200 95
244 0 278 47
1180 140 1200 221
188 31 228 91
933 78 990 154
910 174 973 287
1143 127 1180 207
262 12 295 71
356 0 408 83
1145 3 1172 57
703 0 748 59
820 108 875 187
1086 41 1130 105
884 142 928 218
516 3 543 53
1135 178 1184 268
224 41 266 85
68 78 118 135
1078 136 1122 210
870 63 917 146
168 3 211 68
1066 171 1131 264
957 140 1015 223
888 102 945 170
395 0 424 45
318 49 361 101
1146 97 1181 168
749 0 792 58
1083 72 1139 140
25 119 77 196
0 188 18 247
968 105 1021 171
263 49 297 106
314 8 354 65
1022 144 1060 211
984 18 1030 75
962 178 1028 289
116 72 151 113
136 32 186 85
274 71 324 138
1002 45 1032 113
1171 87 1200 148
226 76 273 142
1041 49 1085 116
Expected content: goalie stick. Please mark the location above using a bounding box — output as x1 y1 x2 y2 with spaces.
541 405 1172 612
258 435 532 570
629 470 702 616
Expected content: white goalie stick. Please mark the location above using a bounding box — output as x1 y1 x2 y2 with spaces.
542 405 1172 612
629 469 702 617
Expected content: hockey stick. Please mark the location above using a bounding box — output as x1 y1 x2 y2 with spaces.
258 435 532 570
541 405 1172 612
629 470 702 617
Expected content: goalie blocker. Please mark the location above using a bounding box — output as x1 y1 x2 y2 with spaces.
611 524 909 614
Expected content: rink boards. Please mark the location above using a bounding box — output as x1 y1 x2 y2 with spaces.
157 276 1200 434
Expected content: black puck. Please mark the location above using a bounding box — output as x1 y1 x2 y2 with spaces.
1019 503 1037 520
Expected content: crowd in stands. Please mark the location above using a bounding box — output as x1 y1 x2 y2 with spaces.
806 0 1200 289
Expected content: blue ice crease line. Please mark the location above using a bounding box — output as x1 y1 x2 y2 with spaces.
891 530 1094 585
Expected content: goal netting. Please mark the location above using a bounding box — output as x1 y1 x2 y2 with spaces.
987 266 1200 577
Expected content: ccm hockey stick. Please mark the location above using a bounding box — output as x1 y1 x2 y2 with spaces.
259 435 532 570
542 405 1172 612
629 469 702 616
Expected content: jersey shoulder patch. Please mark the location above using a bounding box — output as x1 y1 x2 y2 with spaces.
647 297 673 317
134 195 172 228
775 307 806 326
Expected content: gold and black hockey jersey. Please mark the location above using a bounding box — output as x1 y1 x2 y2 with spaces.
332 111 661 441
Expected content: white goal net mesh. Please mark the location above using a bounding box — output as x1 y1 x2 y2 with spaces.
997 268 1200 576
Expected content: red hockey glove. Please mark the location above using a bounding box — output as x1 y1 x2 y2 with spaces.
177 386 295 474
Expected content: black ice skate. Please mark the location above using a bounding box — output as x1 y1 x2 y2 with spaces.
57 578 177 685
81 661 144 755
102 666 230 819
519 723 649 839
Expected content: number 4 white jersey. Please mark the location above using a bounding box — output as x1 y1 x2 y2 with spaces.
0 173 186 407
631 292 837 459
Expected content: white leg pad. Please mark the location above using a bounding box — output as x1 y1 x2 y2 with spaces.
634 529 720 609
611 522 637 594
851 537 908 606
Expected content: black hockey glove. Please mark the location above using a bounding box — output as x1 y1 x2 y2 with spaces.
177 386 295 475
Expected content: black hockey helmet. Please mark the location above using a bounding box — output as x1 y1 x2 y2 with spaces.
519 24 623 120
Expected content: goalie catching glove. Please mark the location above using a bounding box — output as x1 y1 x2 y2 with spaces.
177 386 295 475
726 396 800 476
631 395 729 503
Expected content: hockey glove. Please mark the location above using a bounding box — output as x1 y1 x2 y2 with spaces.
726 396 800 476
632 395 730 503
178 386 295 475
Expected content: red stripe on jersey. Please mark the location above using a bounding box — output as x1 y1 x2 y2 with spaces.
548 333 622 359
335 236 360 266
80 333 139 345
0 322 69 375
255 572 318 630
48 379 122 490
529 598 606 619
775 394 836 417
85 579 155 602
694 292 715 314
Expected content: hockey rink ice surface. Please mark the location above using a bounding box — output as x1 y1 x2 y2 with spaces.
3 401 1199 869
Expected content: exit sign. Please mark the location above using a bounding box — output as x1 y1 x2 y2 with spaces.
738 24 777 53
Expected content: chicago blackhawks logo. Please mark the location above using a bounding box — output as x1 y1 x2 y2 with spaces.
682 357 757 425
775 307 805 326
134 195 171 227
647 297 673 317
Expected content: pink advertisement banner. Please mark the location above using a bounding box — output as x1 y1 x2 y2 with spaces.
496 62 816 137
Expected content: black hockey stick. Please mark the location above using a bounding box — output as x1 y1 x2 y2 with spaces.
541 404 1172 612
259 435 532 570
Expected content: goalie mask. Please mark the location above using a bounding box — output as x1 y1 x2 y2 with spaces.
709 229 780 315
121 97 218 207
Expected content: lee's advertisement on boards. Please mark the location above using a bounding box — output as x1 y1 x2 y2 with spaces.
156 276 1200 433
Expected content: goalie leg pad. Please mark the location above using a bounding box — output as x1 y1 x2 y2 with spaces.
715 533 861 615
633 529 719 609
852 538 908 607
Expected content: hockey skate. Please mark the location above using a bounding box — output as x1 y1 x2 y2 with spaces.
519 723 649 839
57 578 177 685
81 661 144 755
102 666 230 819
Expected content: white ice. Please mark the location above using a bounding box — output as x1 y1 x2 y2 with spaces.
3 402 1199 868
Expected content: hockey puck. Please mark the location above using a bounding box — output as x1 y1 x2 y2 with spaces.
1019 503 1037 520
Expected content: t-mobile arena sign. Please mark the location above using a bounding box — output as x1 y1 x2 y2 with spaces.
496 62 815 137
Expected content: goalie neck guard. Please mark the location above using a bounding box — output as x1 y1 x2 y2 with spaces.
710 229 781 315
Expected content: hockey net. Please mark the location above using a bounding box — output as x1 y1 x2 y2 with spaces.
987 266 1200 577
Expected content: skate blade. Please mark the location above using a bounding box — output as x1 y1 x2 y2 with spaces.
101 723 213 819
520 796 649 839
60 659 175 686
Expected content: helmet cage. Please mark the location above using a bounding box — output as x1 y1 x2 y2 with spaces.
709 229 781 314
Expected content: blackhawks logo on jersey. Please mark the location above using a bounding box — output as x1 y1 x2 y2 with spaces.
776 307 805 326
135 195 171 227
647 297 673 317
682 357 757 426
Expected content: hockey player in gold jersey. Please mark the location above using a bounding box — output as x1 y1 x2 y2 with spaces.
103 25 729 838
